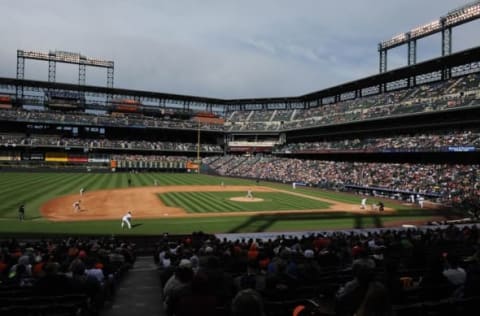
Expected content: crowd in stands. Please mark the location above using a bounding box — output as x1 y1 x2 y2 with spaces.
227 111 250 124
111 154 191 163
206 156 252 176
272 109 295 122
226 121 280 132
3 129 479 156
2 221 479 315
0 237 135 315
1 73 478 134
227 72 480 131
0 134 222 153
205 155 480 206
249 110 273 122
274 129 480 153
155 225 480 315
0 108 224 131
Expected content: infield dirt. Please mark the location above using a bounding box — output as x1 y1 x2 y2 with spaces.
41 185 404 222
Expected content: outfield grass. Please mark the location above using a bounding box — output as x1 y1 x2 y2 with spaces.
0 172 445 235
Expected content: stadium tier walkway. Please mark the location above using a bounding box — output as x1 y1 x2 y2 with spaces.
101 256 166 316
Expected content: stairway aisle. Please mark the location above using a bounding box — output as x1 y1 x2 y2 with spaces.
101 256 165 316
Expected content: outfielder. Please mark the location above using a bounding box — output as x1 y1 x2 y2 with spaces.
18 203 25 221
121 211 133 229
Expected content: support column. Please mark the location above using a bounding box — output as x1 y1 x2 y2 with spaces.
106 66 114 104
79 60 86 85
441 26 452 80
408 39 417 87
408 39 416 66
16 51 25 100
107 66 114 88
442 26 452 57
48 60 56 83
378 45 387 73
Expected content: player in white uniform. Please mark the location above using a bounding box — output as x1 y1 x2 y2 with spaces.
80 188 85 196
121 211 133 229
73 200 81 212
246 189 253 199
361 198 367 209
410 194 415 204
417 196 424 208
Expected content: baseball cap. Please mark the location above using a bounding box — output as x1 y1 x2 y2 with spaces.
304 249 315 259
179 259 192 269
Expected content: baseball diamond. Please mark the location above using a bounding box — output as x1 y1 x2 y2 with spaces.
0 172 449 234
41 185 391 221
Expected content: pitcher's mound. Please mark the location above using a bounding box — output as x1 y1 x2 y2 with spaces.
230 197 264 202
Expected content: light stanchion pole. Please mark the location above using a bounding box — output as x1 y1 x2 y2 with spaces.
197 122 201 174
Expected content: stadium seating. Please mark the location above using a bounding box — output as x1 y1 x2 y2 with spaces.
0 237 135 316
0 134 223 153
2 73 479 134
205 155 480 206
225 72 480 131
274 129 480 153
153 225 480 316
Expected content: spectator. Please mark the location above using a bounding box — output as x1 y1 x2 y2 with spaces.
231 288 265 316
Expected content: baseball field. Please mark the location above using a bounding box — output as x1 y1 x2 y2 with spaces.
0 172 449 235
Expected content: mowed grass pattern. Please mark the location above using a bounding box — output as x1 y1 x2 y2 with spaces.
0 172 254 219
159 191 331 213
0 172 444 235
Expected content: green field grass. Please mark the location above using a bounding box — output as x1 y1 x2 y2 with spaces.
159 191 331 213
0 172 446 235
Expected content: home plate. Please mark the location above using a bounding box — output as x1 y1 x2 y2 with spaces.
164 213 169 216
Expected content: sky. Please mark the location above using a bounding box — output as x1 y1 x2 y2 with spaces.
0 0 479 99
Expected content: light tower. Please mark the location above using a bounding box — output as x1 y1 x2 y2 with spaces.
378 0 480 81
16 50 114 100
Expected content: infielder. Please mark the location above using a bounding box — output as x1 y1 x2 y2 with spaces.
246 188 253 199
361 198 367 209
73 200 81 212
121 211 133 229
410 194 415 204
80 188 85 196
418 195 424 208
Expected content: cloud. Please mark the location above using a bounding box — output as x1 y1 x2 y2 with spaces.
0 0 475 98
